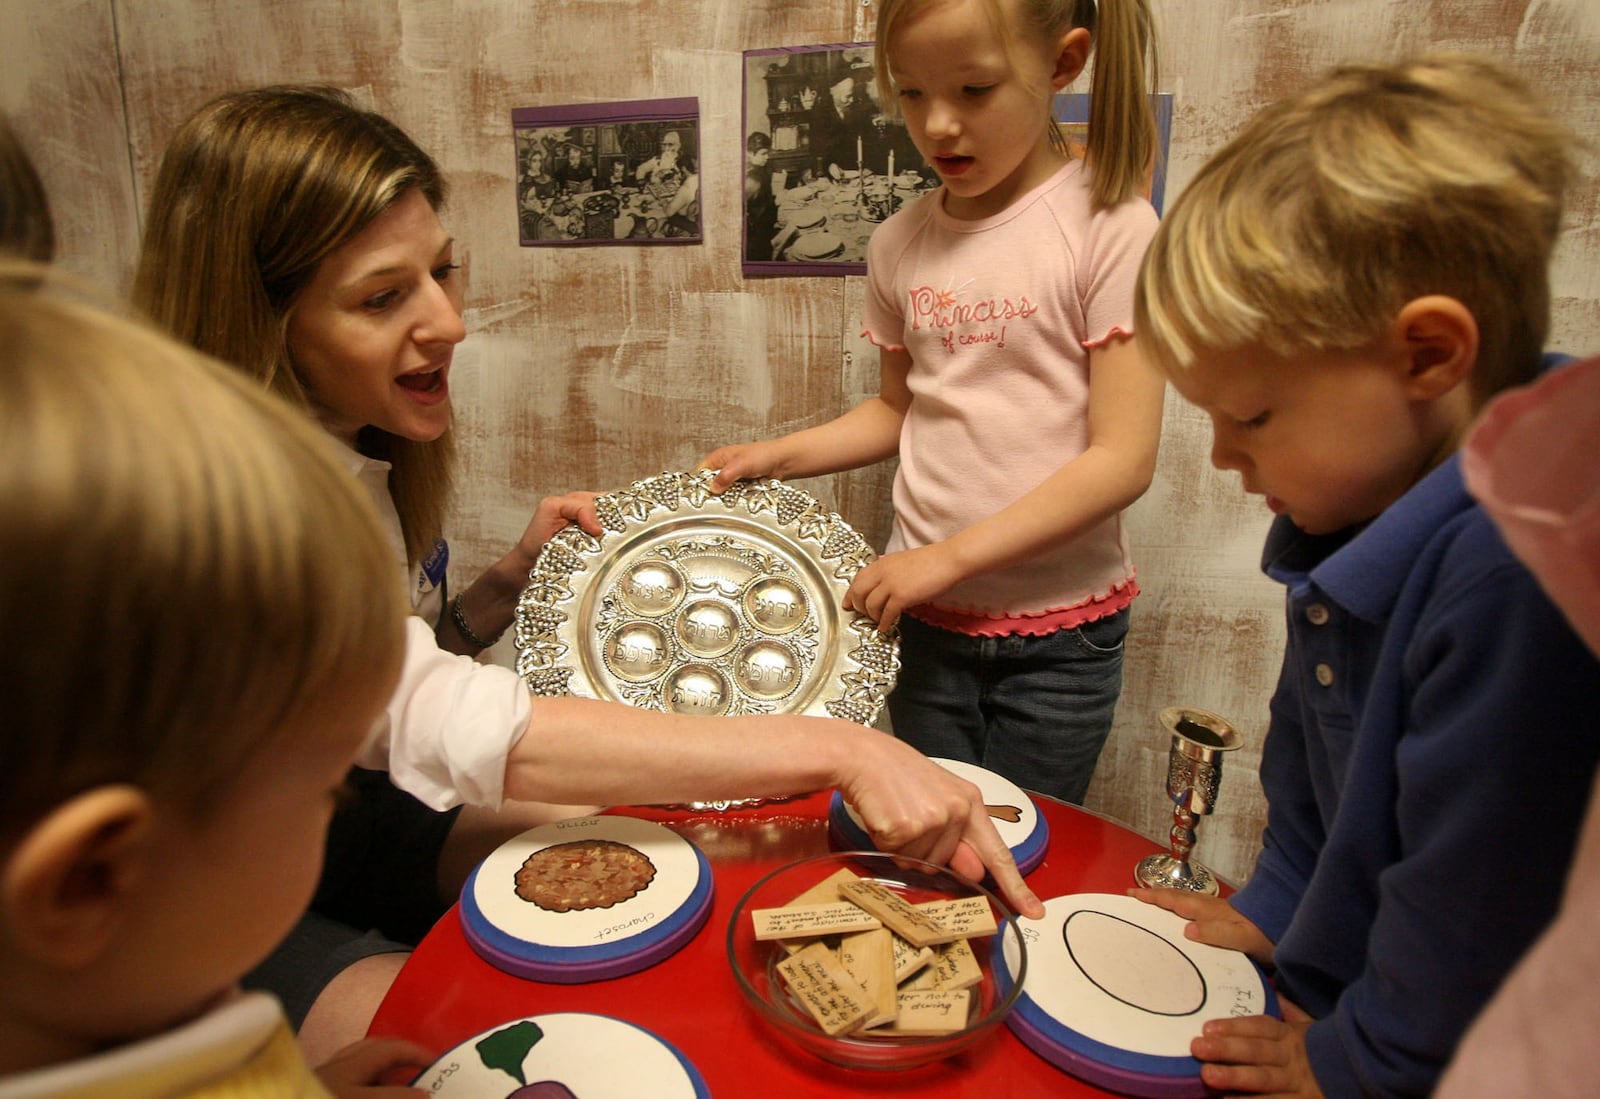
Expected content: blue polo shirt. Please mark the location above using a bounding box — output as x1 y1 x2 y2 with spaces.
1229 447 1600 1096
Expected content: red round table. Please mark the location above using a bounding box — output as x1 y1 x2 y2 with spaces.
368 790 1206 1096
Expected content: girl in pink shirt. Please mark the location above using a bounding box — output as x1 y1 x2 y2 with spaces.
705 0 1164 802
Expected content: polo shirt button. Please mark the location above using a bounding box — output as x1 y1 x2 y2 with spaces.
1315 663 1335 687
1306 603 1330 626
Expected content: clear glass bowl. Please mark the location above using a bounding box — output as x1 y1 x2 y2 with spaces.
725 851 1027 1070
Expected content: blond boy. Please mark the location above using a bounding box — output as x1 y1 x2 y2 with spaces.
0 273 429 1095
1131 54 1600 1097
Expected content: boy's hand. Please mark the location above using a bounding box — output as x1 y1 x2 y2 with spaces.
315 1036 433 1097
843 545 961 632
698 442 781 492
1129 886 1275 965
1192 998 1322 1098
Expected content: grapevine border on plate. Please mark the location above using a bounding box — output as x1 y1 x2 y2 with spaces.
514 469 901 730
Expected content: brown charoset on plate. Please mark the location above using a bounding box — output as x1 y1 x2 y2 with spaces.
514 839 658 913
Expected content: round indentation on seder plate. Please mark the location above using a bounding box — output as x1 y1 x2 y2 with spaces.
674 599 741 659
605 622 671 684
733 640 802 702
616 560 687 618
742 576 809 635
664 663 732 716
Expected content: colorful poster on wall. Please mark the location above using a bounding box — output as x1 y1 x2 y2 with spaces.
512 97 701 246
740 39 1175 278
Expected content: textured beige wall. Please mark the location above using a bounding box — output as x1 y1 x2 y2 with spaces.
4 0 1596 885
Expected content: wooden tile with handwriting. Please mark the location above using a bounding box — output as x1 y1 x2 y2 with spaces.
838 878 968 948
776 941 873 1036
751 901 881 941
838 927 898 1027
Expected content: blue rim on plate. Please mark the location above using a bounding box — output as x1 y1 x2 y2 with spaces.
411 1011 711 1097
460 816 712 984
995 893 1279 1098
827 757 1050 876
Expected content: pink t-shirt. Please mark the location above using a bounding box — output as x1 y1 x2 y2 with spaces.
861 159 1158 631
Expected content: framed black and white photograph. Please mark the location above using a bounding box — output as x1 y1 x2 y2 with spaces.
739 44 1178 278
741 42 935 277
513 97 701 246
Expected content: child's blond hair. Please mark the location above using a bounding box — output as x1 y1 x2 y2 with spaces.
0 267 404 829
873 0 1159 209
1136 53 1577 403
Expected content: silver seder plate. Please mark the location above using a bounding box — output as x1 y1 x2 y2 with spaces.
514 470 901 807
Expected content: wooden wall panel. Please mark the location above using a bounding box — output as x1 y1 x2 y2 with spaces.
0 0 139 283
4 0 1595 886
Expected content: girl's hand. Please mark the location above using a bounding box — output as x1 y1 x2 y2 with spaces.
1129 887 1275 965
843 544 962 632
699 442 782 492
1192 998 1322 1098
314 1036 433 1097
517 490 602 563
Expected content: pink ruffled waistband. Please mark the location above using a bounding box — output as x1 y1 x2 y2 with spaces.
909 577 1139 638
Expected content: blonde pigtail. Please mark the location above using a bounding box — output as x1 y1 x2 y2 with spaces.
1085 0 1158 209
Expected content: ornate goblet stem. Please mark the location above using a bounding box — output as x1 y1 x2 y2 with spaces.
1135 706 1242 896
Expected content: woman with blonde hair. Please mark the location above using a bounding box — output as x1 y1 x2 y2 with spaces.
135 83 1042 1057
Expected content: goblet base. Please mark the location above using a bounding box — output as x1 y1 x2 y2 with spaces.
1134 852 1221 896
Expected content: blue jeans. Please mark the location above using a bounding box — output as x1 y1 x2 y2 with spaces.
887 608 1129 805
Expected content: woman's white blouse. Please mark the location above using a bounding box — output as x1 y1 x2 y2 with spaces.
339 442 527 810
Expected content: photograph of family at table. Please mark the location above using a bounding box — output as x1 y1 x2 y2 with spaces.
516 117 701 244
744 43 937 268
3 0 1599 1097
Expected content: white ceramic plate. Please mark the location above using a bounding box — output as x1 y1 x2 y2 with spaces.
412 1012 708 1097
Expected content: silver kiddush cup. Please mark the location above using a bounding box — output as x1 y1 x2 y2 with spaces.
1134 706 1242 896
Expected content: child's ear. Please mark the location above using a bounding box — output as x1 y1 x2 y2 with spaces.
1392 295 1479 400
2 786 154 969
1052 27 1093 91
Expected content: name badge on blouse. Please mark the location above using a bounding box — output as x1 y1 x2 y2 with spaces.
419 538 449 594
